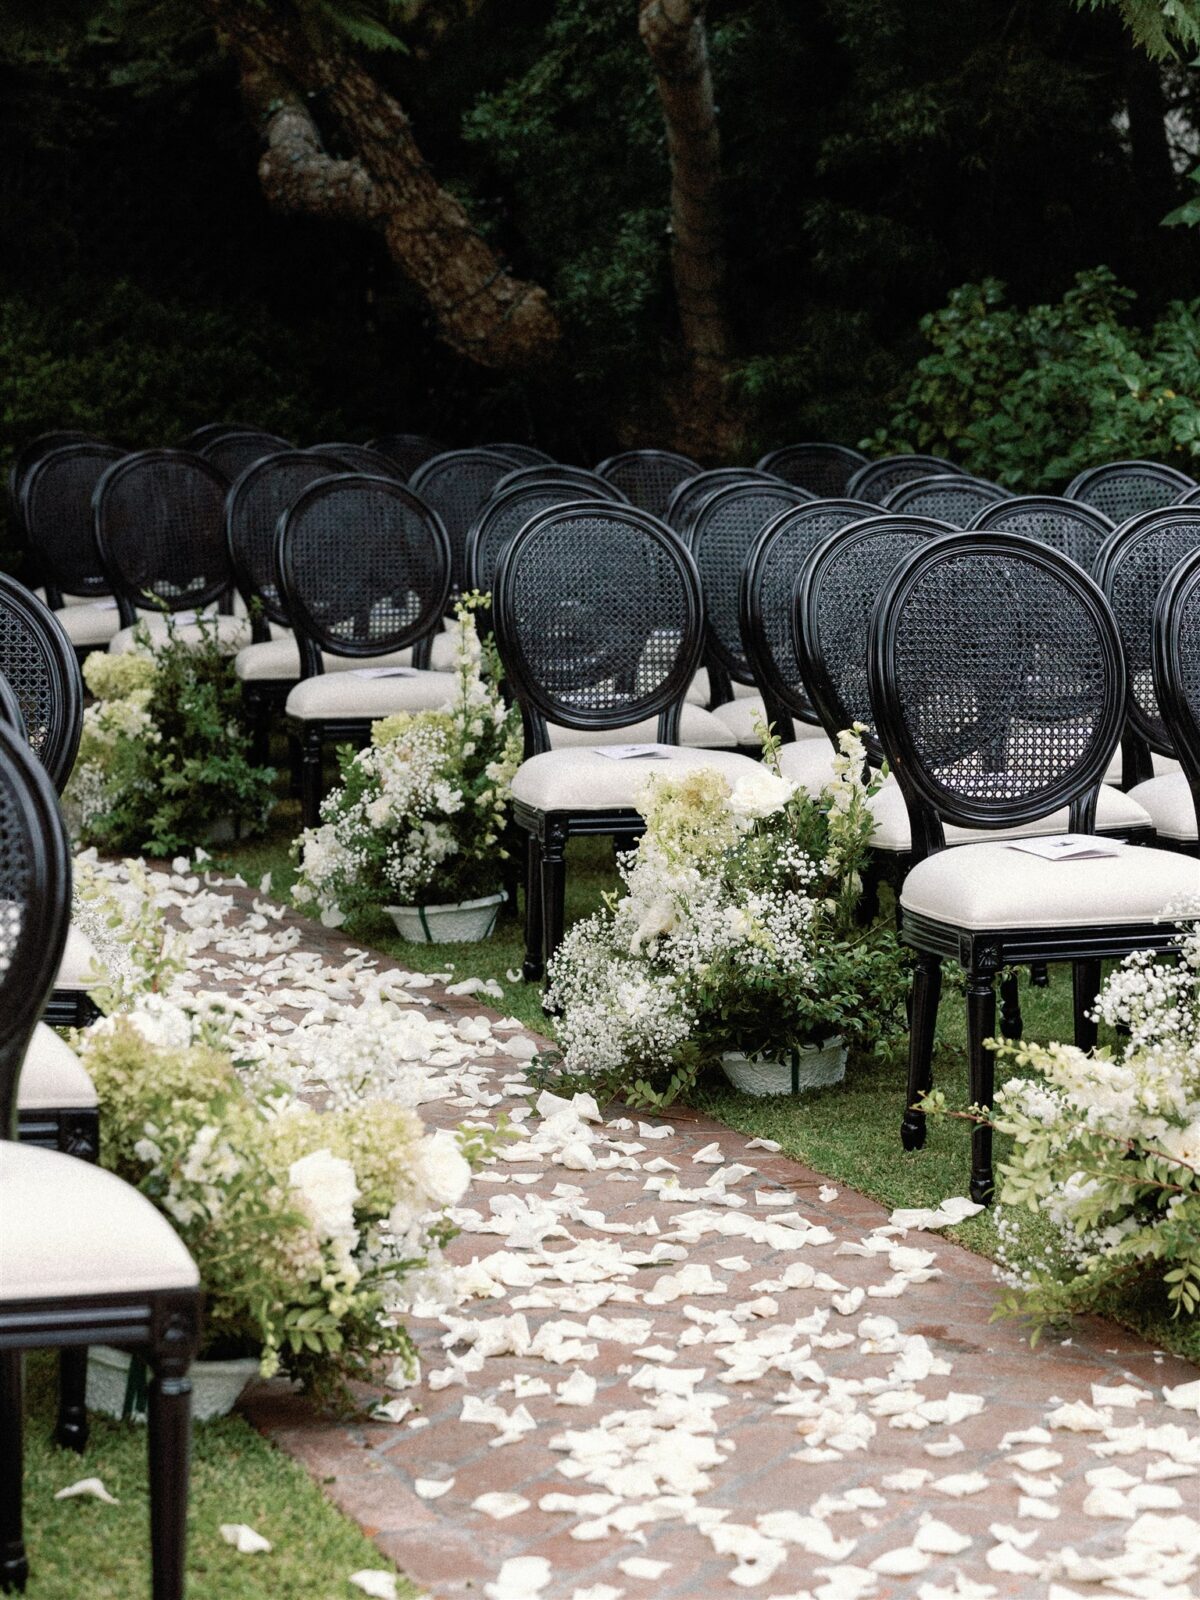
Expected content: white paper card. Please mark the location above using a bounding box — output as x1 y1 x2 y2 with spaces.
593 744 672 761
1006 834 1121 861
350 667 418 679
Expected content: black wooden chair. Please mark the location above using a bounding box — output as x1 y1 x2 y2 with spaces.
494 464 626 504
409 448 521 593
1176 484 1200 507
7 432 101 543
593 449 701 519
1153 546 1200 851
178 421 256 451
465 481 613 594
683 480 813 745
755 443 867 498
308 442 407 478
278 475 455 825
0 722 202 1599
366 433 447 478
846 454 963 505
663 467 792 536
868 532 1198 1201
198 428 291 482
19 443 125 657
489 443 555 467
1065 460 1196 523
493 502 760 983
1094 506 1200 821
883 474 1009 523
969 494 1113 574
93 449 247 654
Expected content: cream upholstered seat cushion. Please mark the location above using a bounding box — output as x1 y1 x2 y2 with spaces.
711 694 769 746
511 746 762 812
868 780 1154 854
0 1142 198 1300
1129 771 1197 843
547 704 738 751
686 669 711 707
52 601 122 648
236 630 456 684
776 736 840 794
110 612 252 655
55 923 102 991
18 1024 97 1112
285 669 457 721
900 839 1200 931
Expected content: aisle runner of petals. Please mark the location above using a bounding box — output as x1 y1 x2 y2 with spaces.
83 857 1200 1600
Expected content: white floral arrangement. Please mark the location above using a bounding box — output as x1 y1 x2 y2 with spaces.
293 598 523 927
544 728 907 1107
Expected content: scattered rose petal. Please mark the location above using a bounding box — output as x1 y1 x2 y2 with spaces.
54 1478 119 1506
219 1523 272 1554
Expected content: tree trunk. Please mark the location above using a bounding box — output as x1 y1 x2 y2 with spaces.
207 1 560 372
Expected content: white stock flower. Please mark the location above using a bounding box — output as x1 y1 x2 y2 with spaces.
288 1149 360 1244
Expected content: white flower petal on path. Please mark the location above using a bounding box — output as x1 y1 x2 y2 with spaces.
473 1492 530 1520
1162 1378 1200 1414
1092 1383 1151 1408
931 1472 990 1497
54 1478 119 1505
414 1478 455 1500
818 1185 839 1203
618 1557 671 1579
871 1546 931 1576
219 1523 272 1554
484 1556 553 1600
556 1371 598 1406
349 1573 399 1600
986 1542 1044 1576
913 1518 972 1555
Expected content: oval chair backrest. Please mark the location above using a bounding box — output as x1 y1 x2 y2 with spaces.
970 495 1113 574
593 449 701 519
366 433 447 479
308 443 407 478
22 442 125 598
0 575 82 792
494 464 627 503
846 454 964 505
8 431 104 534
226 450 345 627
408 448 522 591
0 720 73 1135
663 468 794 535
0 671 28 740
199 429 292 482
794 514 951 762
883 473 1009 524
1065 460 1196 524
179 422 256 451
465 480 613 594
868 532 1125 856
489 443 555 468
1153 547 1200 835
755 443 868 498
276 475 452 671
493 502 704 753
741 499 877 736
1093 507 1200 757
94 449 233 622
685 480 814 684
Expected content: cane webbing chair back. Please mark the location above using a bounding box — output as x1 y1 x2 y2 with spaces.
846 454 963 506
490 443 555 467
1177 484 1200 507
495 464 627 503
593 449 701 519
409 448 520 589
466 481 612 593
8 432 101 541
199 429 291 482
1154 548 1200 828
756 443 868 499
308 443 405 478
22 443 125 598
226 450 344 627
741 499 876 733
794 514 950 763
277 476 451 670
869 533 1124 857
94 450 232 621
970 495 1113 574
494 503 704 753
884 474 1008 524
1065 461 1195 524
0 577 84 792
664 468 796 535
0 722 72 1135
0 673 27 739
686 481 814 683
366 433 447 479
1094 508 1200 757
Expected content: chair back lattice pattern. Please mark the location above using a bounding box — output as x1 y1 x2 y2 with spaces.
494 503 704 750
846 454 963 505
199 429 291 482
970 495 1113 574
307 443 406 478
466 485 612 594
741 500 877 732
0 672 28 739
8 431 103 540
0 720 73 1132
494 464 627 503
794 514 950 762
94 450 233 620
755 443 867 499
226 450 345 627
366 434 447 479
1065 460 1196 523
490 443 555 468
408 448 522 590
0 575 82 792
22 442 125 597
686 481 814 683
884 474 1008 524
1094 507 1200 755
664 468 796 535
869 533 1125 850
1154 548 1200 826
593 449 701 519
277 476 451 667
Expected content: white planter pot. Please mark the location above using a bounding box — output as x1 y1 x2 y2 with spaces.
86 1344 260 1423
720 1038 847 1097
386 891 505 944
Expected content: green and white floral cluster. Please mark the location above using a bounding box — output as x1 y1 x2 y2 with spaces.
293 599 522 924
545 728 908 1107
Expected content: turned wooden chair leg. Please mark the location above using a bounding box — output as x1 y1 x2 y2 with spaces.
522 832 544 984
901 952 941 1152
0 1352 27 1595
146 1352 193 1600
53 1349 88 1454
966 964 998 1205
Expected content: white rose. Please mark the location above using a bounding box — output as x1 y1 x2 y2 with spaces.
728 767 796 821
288 1149 360 1243
415 1131 472 1208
